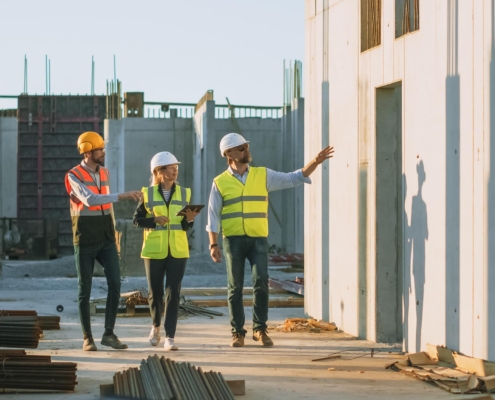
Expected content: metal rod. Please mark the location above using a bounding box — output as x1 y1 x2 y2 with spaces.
182 363 203 400
150 355 173 399
197 367 216 400
166 358 188 400
176 362 197 400
189 364 212 400
140 359 158 399
217 372 235 400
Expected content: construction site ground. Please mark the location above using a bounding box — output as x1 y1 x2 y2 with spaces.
0 256 492 400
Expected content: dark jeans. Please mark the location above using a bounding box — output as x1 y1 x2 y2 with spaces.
74 241 121 337
223 236 269 335
144 255 187 338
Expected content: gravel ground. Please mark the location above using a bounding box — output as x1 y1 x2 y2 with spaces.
0 253 302 294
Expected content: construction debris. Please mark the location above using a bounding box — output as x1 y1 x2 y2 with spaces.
0 315 42 348
312 349 377 362
110 354 235 400
90 287 302 316
268 253 304 265
268 277 304 295
0 350 77 392
0 310 60 330
388 344 495 394
271 318 337 333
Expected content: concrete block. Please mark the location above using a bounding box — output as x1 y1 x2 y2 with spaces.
0 117 18 218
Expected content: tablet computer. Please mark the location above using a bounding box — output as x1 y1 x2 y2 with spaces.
176 204 205 216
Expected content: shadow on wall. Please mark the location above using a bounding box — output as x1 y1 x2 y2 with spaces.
445 0 461 353
410 162 428 352
488 0 495 361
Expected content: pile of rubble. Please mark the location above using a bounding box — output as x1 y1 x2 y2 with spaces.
270 318 338 333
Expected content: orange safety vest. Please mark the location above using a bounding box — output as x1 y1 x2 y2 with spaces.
64 164 112 217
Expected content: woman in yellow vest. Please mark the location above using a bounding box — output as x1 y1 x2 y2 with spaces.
133 151 199 350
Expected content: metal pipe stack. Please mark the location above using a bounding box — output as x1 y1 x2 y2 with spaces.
113 355 235 400
0 350 77 392
0 315 41 348
0 310 61 330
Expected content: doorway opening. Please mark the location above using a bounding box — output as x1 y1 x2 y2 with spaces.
375 82 403 343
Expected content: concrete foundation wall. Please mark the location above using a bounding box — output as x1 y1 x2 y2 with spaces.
305 0 495 361
0 118 17 218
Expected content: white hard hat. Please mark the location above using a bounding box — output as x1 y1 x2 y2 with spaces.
150 151 181 173
219 133 249 157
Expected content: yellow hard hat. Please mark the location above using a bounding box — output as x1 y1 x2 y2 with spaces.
77 131 105 154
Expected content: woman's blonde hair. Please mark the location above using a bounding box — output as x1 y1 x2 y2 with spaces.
150 167 178 186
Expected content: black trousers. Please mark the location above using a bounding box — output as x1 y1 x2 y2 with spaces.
144 255 187 338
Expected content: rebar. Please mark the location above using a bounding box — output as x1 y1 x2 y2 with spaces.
161 357 184 400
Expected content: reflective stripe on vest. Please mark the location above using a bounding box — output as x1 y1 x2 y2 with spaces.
141 184 191 259
214 166 269 237
65 165 112 217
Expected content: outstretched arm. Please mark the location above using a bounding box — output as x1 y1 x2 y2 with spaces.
302 146 334 177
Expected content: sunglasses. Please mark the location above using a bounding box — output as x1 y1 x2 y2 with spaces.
227 145 247 153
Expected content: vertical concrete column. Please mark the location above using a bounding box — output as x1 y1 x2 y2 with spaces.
292 98 305 253
192 100 216 253
104 119 125 193
281 105 293 252
0 118 18 217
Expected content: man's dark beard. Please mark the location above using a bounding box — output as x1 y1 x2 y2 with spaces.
240 152 252 164
92 154 105 166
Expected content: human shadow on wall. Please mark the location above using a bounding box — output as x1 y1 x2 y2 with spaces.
410 161 428 352
445 0 461 352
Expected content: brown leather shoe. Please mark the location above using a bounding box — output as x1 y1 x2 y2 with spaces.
231 333 245 347
83 338 97 351
253 330 274 347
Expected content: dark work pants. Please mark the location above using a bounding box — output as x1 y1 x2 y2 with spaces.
144 255 187 338
74 241 121 337
223 236 269 335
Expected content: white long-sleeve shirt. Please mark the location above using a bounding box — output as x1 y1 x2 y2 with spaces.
67 161 119 207
206 165 311 233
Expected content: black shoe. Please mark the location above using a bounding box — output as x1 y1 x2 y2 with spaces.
101 334 128 349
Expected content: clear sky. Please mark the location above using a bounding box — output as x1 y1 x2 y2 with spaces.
0 0 304 110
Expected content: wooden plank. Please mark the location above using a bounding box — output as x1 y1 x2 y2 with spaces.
189 298 304 308
181 287 290 296
226 379 245 395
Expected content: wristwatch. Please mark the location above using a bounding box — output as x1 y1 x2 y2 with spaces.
209 243 218 250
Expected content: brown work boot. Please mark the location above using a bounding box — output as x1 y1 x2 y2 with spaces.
83 338 97 351
253 330 274 347
231 333 245 347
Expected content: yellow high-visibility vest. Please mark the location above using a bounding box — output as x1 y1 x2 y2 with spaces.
214 167 268 237
141 184 191 259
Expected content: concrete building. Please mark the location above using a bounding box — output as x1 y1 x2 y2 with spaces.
304 0 495 362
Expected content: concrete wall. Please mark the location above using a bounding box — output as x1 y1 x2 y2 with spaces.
105 117 194 195
305 0 495 361
0 118 17 218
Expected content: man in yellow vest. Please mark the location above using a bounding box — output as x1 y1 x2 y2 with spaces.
207 133 334 347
